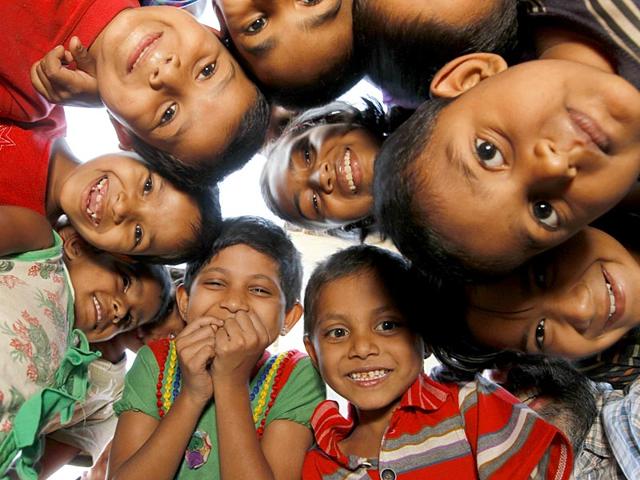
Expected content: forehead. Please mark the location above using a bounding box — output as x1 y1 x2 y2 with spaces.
199 244 281 283
316 271 395 318
146 186 200 253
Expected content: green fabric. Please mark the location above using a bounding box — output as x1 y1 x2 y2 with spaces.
5 231 63 263
115 347 326 479
0 331 99 479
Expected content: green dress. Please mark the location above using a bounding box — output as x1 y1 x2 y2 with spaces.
114 340 326 479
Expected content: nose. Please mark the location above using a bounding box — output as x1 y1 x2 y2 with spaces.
148 53 181 90
531 139 577 184
219 289 250 315
111 295 128 325
111 192 131 225
308 162 334 194
348 332 379 359
552 283 594 333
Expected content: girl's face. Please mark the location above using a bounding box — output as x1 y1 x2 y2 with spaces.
264 124 381 228
466 227 640 359
59 153 200 257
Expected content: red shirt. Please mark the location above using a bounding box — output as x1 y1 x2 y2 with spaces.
304 373 573 480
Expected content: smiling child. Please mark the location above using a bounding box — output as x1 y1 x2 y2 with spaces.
302 245 572 479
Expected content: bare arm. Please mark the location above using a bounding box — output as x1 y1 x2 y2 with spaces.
108 318 222 480
37 437 81 479
0 206 53 256
213 312 312 480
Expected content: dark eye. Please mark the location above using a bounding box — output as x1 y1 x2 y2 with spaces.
160 104 176 125
532 201 559 229
246 16 267 34
534 319 545 351
300 0 322 5
134 225 143 247
143 175 153 195
327 327 348 339
375 320 400 332
198 62 216 80
474 139 505 168
303 148 312 166
121 272 131 293
530 263 548 289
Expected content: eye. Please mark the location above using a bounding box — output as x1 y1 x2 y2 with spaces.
159 104 177 125
143 175 153 195
134 224 143 248
246 16 267 34
532 201 559 229
326 327 348 339
474 139 505 168
530 262 548 290
311 193 320 214
205 279 225 288
300 0 322 4
303 148 312 166
197 62 216 80
374 320 401 332
534 319 546 351
250 286 271 296
121 272 131 293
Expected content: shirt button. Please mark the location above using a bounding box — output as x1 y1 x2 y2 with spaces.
381 468 396 480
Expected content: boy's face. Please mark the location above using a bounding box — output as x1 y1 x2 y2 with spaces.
178 244 298 341
215 0 353 91
418 58 640 272
66 251 165 343
374 0 496 27
59 153 200 257
466 228 640 359
94 6 258 165
265 124 379 227
305 271 424 413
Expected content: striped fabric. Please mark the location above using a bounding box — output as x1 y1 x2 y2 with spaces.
522 0 640 88
303 373 572 480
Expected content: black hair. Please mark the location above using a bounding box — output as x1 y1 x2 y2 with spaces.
374 97 482 283
129 261 173 328
183 216 302 310
303 244 426 337
130 183 222 265
354 0 521 105
261 98 393 236
130 87 271 187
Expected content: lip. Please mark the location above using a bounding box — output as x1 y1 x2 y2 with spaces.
568 108 611 153
82 176 109 227
91 294 105 330
601 265 625 330
127 32 162 73
345 367 391 388
335 147 362 195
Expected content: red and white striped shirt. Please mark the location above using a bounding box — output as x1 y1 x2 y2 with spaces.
304 373 572 479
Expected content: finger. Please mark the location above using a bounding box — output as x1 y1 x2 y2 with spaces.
69 36 97 75
177 316 224 339
176 324 217 351
248 311 272 345
31 62 56 100
41 45 66 77
179 337 216 368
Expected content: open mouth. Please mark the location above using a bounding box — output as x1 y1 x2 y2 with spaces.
347 368 390 385
85 176 108 226
127 32 162 73
338 147 363 195
92 294 104 330
602 266 624 328
568 109 611 153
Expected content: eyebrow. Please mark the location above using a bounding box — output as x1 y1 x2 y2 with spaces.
299 0 343 30
448 142 480 191
244 37 277 57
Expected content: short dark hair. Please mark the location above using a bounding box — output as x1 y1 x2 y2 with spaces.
354 0 520 105
127 261 173 328
130 88 271 187
131 183 222 265
303 244 424 337
183 216 302 310
261 99 389 235
374 97 484 284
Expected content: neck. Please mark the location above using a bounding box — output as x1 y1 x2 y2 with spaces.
536 26 616 73
46 138 79 223
340 402 399 458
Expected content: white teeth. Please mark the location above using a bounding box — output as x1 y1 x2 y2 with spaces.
92 295 103 325
348 369 389 381
605 280 616 320
343 149 357 193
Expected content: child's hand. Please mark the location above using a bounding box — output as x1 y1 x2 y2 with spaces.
30 37 102 108
211 311 271 385
175 317 224 407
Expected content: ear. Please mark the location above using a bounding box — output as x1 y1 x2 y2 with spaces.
281 302 303 335
430 53 508 99
109 114 135 151
59 225 87 261
303 334 319 368
175 284 190 323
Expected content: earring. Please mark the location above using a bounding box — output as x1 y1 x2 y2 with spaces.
280 327 288 336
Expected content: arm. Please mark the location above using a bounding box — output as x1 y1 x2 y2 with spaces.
108 318 222 480
212 312 313 480
0 206 53 256
37 437 81 479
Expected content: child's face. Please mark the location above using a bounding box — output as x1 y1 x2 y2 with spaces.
178 244 293 341
265 124 379 227
466 228 640 359
59 153 200 257
418 58 640 272
94 6 258 165
215 0 353 91
375 0 497 27
305 271 424 413
67 253 165 343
